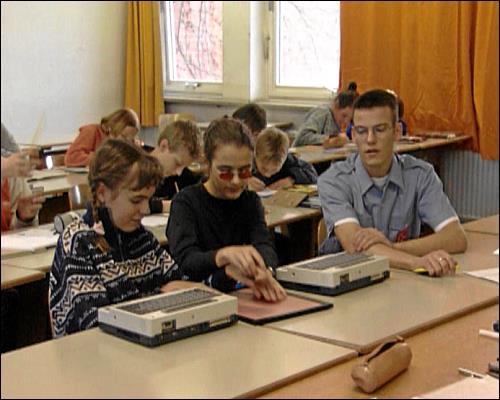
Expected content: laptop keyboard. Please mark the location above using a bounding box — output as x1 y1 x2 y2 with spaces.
297 253 373 270
119 289 219 315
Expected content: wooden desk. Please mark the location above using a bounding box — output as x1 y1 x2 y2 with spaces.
29 172 88 196
454 231 499 272
265 205 320 228
1 323 355 398
268 270 498 353
1 265 45 289
260 304 499 399
463 214 499 235
292 136 471 166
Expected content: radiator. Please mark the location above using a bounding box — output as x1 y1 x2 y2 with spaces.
441 150 499 220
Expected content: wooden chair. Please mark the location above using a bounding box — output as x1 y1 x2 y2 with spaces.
44 153 66 169
158 113 196 134
68 184 92 211
317 217 327 253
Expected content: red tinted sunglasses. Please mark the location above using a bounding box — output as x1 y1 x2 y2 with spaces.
217 167 252 181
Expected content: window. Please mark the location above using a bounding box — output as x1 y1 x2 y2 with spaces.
160 1 341 102
161 1 223 95
272 1 340 92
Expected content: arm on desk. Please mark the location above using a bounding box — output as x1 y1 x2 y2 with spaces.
393 220 467 255
335 222 459 276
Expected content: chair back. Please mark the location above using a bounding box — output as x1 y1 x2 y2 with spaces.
68 184 92 211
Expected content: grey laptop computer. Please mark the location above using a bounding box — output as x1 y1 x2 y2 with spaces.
98 288 238 347
276 252 390 296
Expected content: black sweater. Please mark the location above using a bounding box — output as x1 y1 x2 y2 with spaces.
149 168 203 214
252 153 318 187
166 183 278 292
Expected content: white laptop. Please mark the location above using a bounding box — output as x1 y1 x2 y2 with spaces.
98 288 238 347
276 252 390 296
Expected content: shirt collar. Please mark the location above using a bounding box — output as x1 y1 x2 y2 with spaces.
354 154 404 195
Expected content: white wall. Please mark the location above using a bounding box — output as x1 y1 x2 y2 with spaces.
1 1 127 145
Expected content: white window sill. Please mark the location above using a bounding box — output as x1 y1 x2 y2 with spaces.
164 94 324 111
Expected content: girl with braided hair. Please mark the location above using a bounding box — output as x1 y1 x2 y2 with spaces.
49 138 191 337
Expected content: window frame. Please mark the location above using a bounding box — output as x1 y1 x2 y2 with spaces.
160 1 224 97
159 1 340 103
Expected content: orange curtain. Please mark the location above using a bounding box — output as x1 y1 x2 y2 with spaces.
340 1 499 160
125 1 164 127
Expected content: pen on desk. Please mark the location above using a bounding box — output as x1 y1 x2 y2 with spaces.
174 182 180 194
479 329 499 340
458 367 485 379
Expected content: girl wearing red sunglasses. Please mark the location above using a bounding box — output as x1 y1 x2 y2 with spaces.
167 117 286 302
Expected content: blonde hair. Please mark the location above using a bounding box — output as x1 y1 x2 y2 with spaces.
255 127 289 163
101 108 140 138
157 120 201 159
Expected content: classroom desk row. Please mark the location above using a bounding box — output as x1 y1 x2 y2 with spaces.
291 135 471 165
1 215 498 398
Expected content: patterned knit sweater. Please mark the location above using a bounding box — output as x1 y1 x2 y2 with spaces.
49 217 183 337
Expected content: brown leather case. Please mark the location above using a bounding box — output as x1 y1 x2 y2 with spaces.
351 336 412 393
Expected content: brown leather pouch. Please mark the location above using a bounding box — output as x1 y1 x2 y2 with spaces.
351 336 412 393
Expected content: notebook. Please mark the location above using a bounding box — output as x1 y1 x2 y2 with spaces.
261 190 308 208
98 288 238 347
231 288 332 325
276 252 390 296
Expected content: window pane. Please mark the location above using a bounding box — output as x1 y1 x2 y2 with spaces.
168 1 223 83
276 1 340 90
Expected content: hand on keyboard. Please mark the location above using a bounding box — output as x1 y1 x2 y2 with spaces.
353 227 392 251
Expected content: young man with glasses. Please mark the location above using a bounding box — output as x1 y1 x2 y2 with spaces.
318 89 467 277
166 117 286 301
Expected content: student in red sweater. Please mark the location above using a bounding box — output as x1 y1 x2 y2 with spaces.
64 108 140 167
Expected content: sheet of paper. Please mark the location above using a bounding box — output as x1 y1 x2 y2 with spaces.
141 214 169 227
27 169 67 181
464 268 499 284
1 226 58 251
257 188 277 198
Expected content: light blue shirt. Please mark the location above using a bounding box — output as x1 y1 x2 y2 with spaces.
318 153 459 254
293 105 341 146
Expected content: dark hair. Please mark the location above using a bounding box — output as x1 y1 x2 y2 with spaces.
232 103 267 135
397 98 404 119
353 89 399 124
334 81 359 109
204 117 253 164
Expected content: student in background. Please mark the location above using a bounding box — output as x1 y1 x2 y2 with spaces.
318 89 467 277
64 108 141 167
249 127 317 192
149 120 202 213
167 118 286 301
293 81 359 148
49 139 191 337
232 103 267 142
